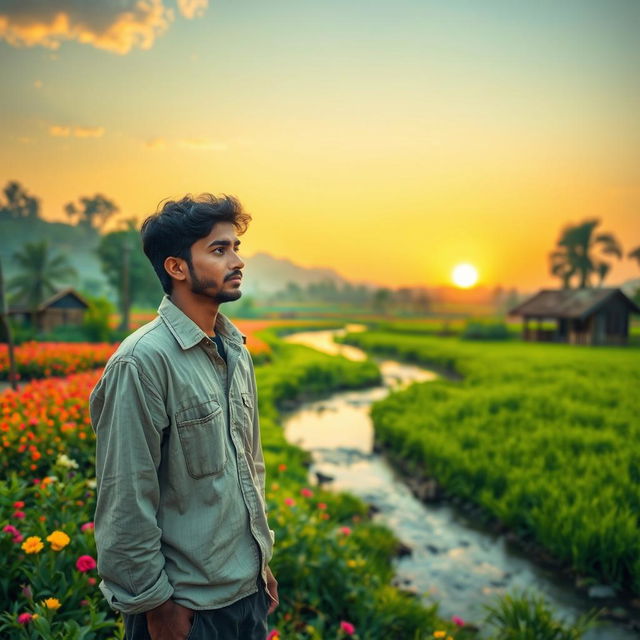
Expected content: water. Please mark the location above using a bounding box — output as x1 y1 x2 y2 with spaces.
282 328 638 639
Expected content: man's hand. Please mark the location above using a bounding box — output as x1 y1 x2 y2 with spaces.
146 599 194 640
265 565 279 614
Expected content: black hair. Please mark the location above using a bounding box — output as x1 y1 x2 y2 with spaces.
141 193 251 294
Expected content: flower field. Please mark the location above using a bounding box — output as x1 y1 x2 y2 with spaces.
0 343 116 382
342 329 640 595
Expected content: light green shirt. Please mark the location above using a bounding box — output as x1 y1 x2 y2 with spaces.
90 296 274 614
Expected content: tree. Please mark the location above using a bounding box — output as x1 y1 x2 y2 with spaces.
0 181 40 220
629 246 640 267
8 240 77 312
65 194 119 231
97 229 163 331
549 219 622 289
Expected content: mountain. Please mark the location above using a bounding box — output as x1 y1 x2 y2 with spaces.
242 252 351 295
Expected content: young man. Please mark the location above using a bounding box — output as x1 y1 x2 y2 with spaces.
90 194 277 640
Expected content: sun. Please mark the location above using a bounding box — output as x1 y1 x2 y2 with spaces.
452 263 479 289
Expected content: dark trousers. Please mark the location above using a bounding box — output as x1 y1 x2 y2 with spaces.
124 586 269 640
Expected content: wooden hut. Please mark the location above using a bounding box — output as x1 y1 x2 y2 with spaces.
509 288 639 345
9 288 89 333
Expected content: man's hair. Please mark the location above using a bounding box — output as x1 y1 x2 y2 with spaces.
141 193 251 294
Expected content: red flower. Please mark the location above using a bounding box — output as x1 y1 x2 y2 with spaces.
76 555 97 572
17 613 33 624
300 488 313 498
80 522 94 532
340 620 356 635
12 510 26 519
13 501 25 508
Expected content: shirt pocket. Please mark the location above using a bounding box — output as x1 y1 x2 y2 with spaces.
240 392 254 445
176 399 227 479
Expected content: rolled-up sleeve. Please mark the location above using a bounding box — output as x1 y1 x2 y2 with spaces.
90 357 173 614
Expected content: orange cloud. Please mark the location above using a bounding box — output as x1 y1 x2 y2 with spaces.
177 0 208 19
0 0 174 54
179 138 227 151
145 137 167 149
49 125 105 138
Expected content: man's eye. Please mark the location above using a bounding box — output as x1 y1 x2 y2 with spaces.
213 247 225 254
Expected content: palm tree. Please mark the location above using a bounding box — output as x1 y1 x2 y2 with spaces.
549 219 622 289
629 246 640 267
8 241 77 315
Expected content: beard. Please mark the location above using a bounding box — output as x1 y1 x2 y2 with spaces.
188 264 242 303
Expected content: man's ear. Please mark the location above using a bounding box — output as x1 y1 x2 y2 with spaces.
164 256 188 283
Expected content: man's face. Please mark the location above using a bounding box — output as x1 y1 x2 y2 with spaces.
185 222 245 303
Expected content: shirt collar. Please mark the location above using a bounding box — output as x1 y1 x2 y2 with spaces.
157 295 246 350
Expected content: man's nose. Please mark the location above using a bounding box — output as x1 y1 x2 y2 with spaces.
232 253 245 270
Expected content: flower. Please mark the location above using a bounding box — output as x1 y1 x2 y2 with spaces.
46 530 70 551
13 501 25 508
452 615 465 627
21 536 44 554
43 598 61 610
433 632 446 639
340 620 356 635
284 497 296 507
88 577 97 585
56 453 78 469
317 502 327 510
80 522 94 532
12 510 26 519
300 488 313 498
339 526 352 536
277 463 287 472
76 555 97 572
21 584 33 599
266 630 280 640
17 613 33 624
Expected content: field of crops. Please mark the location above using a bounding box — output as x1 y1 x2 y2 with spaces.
343 330 640 595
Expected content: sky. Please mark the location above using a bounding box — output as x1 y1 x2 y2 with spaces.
1 0 639 291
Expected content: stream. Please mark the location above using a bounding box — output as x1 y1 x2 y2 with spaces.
282 327 638 639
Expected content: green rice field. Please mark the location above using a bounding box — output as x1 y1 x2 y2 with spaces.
342 329 640 595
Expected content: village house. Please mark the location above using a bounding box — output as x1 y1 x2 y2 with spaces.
509 288 640 346
8 288 89 333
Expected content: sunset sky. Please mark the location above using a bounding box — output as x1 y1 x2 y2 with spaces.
1 0 639 291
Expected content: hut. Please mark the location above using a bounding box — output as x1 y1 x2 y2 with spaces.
8 288 89 333
509 288 640 346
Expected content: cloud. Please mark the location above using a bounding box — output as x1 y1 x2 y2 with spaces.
0 0 176 54
177 0 208 19
145 137 167 149
49 124 105 138
179 138 227 151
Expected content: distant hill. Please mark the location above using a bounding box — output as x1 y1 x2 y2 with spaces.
242 252 351 295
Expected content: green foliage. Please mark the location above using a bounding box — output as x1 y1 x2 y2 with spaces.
484 593 596 640
81 297 115 343
461 321 510 341
8 241 77 309
344 330 640 594
96 230 163 309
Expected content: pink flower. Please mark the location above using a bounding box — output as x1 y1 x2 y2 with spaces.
266 630 280 640
13 501 25 508
340 620 356 635
339 526 352 536
284 498 296 507
12 510 26 519
452 615 465 627
76 555 97 572
17 613 32 624
88 577 97 586
21 585 33 599
80 522 94 532
3 524 23 543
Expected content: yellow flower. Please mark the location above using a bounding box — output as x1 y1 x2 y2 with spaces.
46 530 70 551
433 633 446 639
21 536 44 554
43 598 61 610
32 614 39 619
